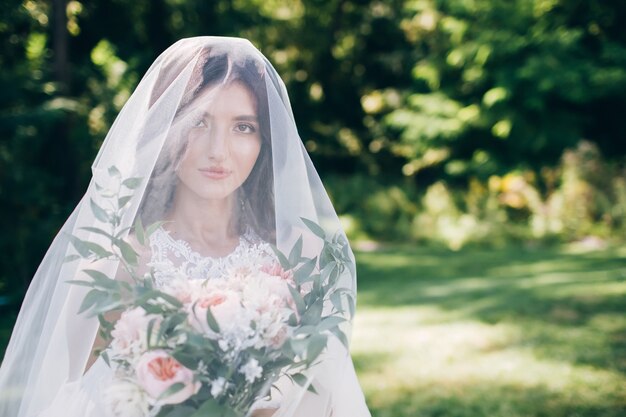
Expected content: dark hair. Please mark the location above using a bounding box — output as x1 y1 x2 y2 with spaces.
138 48 276 244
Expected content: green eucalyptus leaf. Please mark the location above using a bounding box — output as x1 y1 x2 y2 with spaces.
190 398 237 417
83 269 116 286
134 216 146 246
330 291 345 314
162 405 197 417
300 218 326 239
64 279 95 288
287 285 306 316
97 313 115 332
288 313 299 326
84 241 115 258
319 243 334 269
298 273 319 285
319 261 337 281
79 227 116 241
288 235 303 265
327 266 340 290
78 289 105 315
90 198 110 223
307 382 319 394
100 350 110 367
146 317 157 348
270 244 291 269
108 165 121 178
330 326 350 350
115 238 138 265
146 220 167 238
294 257 317 284
341 242 351 261
122 177 143 189
205 306 220 333
118 195 132 208
300 299 323 326
99 189 116 198
291 372 309 387
156 382 185 402
114 226 133 239
155 291 184 309
171 351 198 370
63 254 81 263
290 338 309 356
306 334 327 361
67 235 92 258
317 316 347 332
313 271 324 295
69 235 113 258
347 294 356 319
294 325 317 336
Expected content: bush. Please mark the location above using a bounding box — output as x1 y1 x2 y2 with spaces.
326 141 626 248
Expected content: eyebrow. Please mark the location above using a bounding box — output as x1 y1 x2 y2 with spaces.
200 112 258 123
233 115 259 123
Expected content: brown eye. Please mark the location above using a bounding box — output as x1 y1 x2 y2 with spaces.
194 119 207 128
236 123 256 134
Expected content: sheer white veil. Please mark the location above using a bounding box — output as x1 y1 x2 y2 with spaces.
0 37 370 417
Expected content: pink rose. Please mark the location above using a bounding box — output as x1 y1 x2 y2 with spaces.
135 350 200 405
110 307 161 356
187 290 243 335
261 262 294 284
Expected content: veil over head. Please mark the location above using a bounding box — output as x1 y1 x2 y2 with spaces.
0 37 370 417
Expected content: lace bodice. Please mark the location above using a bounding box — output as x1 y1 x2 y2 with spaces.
147 226 277 287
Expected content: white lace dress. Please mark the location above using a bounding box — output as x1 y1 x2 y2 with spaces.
38 226 282 417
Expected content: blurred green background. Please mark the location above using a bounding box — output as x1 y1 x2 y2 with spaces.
1 0 625 415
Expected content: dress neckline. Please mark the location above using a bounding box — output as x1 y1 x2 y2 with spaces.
156 225 246 261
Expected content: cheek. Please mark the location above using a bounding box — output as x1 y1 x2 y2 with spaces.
178 137 202 169
236 137 262 171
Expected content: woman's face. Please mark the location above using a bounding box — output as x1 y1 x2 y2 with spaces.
174 81 262 201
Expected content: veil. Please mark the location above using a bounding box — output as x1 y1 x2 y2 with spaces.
0 37 370 417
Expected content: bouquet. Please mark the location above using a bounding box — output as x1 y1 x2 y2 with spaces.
65 167 355 417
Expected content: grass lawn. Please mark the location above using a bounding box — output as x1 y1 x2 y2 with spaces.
350 242 626 417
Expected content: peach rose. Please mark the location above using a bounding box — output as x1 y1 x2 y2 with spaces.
135 350 200 405
110 307 161 357
260 262 294 284
187 289 244 335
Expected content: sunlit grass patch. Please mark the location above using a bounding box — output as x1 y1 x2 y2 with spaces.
350 244 626 417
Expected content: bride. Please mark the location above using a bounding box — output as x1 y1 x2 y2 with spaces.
0 37 371 417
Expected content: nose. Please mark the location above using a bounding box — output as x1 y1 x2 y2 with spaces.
206 124 229 161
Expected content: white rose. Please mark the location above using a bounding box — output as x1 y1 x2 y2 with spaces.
103 379 149 417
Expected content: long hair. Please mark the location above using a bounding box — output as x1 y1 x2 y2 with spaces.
137 46 276 244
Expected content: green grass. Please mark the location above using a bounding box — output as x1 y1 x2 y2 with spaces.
350 243 626 417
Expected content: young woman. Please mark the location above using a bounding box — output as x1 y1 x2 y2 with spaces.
0 37 371 417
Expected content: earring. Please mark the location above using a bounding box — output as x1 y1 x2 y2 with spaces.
239 192 247 222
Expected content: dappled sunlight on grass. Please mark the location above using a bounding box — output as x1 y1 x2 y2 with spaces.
350 244 626 417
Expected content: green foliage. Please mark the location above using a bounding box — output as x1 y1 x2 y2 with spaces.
327 141 625 249
3 0 626 311
364 0 626 179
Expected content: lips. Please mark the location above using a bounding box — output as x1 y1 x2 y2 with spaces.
198 167 231 179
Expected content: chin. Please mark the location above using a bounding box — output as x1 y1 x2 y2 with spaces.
195 185 238 201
